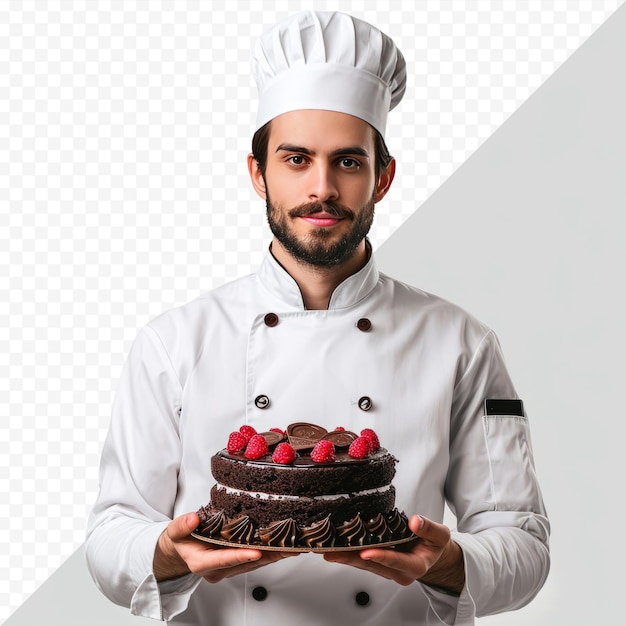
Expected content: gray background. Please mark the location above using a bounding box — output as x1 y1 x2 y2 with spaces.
3 1 625 624
378 5 626 622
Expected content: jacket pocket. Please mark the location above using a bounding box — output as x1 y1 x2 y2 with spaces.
482 415 542 511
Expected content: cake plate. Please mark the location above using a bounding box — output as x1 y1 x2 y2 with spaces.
190 532 418 553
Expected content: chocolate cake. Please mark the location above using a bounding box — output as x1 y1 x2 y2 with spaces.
194 422 414 549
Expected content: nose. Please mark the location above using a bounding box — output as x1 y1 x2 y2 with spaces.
308 162 338 203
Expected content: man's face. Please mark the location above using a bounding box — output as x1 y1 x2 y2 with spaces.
253 110 389 267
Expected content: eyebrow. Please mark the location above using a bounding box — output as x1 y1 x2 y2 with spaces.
275 143 370 158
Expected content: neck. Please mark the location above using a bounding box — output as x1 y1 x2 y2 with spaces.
270 238 369 310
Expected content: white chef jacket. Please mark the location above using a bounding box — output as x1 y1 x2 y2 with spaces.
86 248 550 625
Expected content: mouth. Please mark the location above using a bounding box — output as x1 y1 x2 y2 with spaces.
290 202 354 229
299 213 344 227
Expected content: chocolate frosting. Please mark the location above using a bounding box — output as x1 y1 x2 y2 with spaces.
337 514 371 546
220 516 256 543
387 509 413 538
194 507 414 548
259 518 298 547
197 510 225 538
365 513 392 542
300 515 336 548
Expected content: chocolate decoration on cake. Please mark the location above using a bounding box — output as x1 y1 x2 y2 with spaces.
259 431 284 447
300 515 336 548
366 513 393 542
259 518 298 547
387 510 413 538
220 516 256 543
322 430 358 448
337 514 371 547
287 422 328 450
197 508 225 538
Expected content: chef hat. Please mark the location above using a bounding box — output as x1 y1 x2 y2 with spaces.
252 11 406 136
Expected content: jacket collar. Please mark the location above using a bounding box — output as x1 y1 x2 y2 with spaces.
257 240 380 310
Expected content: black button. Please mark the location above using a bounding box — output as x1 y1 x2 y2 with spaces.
264 313 279 327
255 395 270 409
356 318 372 332
355 591 370 606
252 586 268 601
358 396 373 412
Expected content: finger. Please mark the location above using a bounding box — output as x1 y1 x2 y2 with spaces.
410 515 450 546
166 512 201 542
184 545 264 572
323 551 416 585
202 551 296 583
324 549 406 574
183 546 262 578
409 514 425 535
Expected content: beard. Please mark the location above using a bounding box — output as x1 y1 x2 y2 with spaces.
265 191 375 268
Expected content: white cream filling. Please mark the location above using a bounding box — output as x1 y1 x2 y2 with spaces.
216 483 392 501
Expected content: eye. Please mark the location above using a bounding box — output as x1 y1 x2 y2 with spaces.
338 158 360 169
286 155 307 166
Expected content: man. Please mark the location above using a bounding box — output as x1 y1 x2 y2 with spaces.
86 11 549 625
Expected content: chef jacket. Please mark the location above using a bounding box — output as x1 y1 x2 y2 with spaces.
86 247 550 625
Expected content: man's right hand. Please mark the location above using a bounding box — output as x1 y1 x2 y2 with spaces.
153 512 298 584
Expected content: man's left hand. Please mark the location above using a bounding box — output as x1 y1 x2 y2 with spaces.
323 515 465 594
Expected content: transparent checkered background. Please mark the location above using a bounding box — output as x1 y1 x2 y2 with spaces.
1 0 622 621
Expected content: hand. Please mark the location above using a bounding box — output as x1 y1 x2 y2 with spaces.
153 512 298 584
323 515 465 594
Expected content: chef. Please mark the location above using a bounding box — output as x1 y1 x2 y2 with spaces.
86 11 550 626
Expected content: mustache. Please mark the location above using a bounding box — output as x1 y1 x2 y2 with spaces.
287 202 355 220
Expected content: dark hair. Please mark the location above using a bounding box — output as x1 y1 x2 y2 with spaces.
251 119 393 178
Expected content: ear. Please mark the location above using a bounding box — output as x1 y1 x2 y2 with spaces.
374 157 396 203
247 153 267 200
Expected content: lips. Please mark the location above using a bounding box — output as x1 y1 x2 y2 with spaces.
300 213 344 227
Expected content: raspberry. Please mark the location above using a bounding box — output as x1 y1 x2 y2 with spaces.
272 442 296 465
360 428 380 452
334 426 345 431
269 427 284 436
227 431 248 453
310 440 336 463
348 436 371 459
239 425 257 443
244 434 269 460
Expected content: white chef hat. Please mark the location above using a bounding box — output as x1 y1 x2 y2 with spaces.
251 11 406 137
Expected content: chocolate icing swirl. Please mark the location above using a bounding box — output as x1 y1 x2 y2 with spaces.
365 513 392 542
300 515 336 548
259 518 298 547
196 510 225 538
337 514 371 546
220 516 256 543
387 509 413 539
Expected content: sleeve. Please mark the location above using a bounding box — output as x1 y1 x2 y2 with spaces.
85 325 201 621
439 329 550 623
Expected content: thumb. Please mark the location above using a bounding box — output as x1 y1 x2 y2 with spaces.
166 512 200 542
409 515 451 547
408 514 425 535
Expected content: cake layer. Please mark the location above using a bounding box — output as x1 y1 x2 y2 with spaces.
211 448 397 497
209 482 396 527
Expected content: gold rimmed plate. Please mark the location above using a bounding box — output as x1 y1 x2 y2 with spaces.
191 532 418 553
